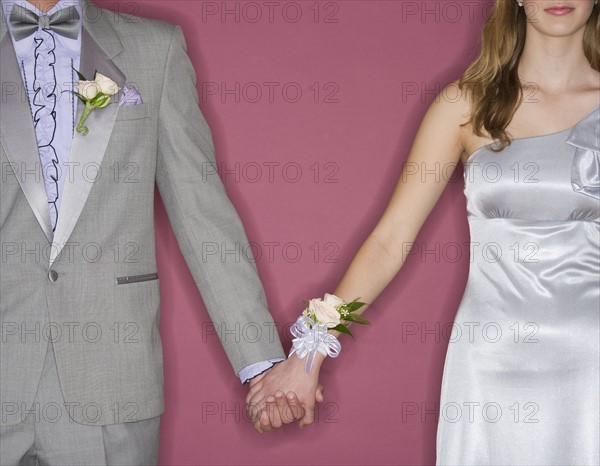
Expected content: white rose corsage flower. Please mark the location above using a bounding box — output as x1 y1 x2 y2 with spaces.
70 69 121 136
288 293 369 373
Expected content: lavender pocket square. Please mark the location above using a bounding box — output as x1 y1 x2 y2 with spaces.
119 84 143 106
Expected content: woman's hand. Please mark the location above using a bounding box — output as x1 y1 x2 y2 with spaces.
246 354 325 432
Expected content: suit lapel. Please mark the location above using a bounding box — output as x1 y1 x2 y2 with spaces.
1 0 128 266
50 11 126 266
0 16 53 242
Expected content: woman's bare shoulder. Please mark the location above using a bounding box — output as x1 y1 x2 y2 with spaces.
429 80 473 124
418 80 476 163
405 80 475 167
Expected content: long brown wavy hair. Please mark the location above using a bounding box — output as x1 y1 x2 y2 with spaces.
459 0 600 151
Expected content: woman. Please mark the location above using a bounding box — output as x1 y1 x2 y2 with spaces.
253 0 600 463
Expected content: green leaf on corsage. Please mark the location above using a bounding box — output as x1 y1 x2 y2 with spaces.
343 299 366 312
331 323 353 338
343 313 370 325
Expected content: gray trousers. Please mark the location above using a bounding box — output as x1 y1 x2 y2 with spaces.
0 341 160 465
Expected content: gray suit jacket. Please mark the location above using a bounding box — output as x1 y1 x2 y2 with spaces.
0 0 285 426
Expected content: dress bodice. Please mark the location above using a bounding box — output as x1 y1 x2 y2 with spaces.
464 105 600 223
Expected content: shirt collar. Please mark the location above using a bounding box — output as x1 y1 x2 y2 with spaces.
1 0 83 57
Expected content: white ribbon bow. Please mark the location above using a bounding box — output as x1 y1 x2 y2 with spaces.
288 315 341 373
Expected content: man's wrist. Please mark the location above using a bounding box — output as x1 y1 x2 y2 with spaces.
240 358 285 385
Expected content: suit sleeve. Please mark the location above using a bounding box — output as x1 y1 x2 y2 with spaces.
155 24 286 376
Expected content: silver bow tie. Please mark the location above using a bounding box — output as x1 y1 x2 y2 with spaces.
9 4 80 41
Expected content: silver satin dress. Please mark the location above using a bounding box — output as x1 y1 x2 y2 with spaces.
436 105 600 465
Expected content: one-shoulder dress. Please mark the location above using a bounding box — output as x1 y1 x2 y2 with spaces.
436 105 600 465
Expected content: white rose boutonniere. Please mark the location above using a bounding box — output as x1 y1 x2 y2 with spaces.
71 68 121 136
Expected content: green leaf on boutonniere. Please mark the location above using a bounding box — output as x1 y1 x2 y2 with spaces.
343 313 370 325
331 323 353 338
92 94 111 109
72 66 86 82
72 91 87 104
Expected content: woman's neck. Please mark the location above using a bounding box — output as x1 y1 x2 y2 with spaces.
518 27 592 93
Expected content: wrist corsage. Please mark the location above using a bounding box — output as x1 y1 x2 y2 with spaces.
288 293 369 373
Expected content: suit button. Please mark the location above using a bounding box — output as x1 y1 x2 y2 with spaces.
48 270 59 282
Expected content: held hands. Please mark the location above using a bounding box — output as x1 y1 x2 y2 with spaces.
245 353 325 432
245 293 364 432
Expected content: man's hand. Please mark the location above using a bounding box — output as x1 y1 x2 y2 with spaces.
246 355 324 433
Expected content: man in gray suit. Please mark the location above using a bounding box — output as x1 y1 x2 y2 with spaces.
0 0 323 463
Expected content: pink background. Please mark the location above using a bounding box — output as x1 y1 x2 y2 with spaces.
97 1 493 464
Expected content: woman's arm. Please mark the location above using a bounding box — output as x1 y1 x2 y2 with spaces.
326 83 469 337
247 83 471 430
